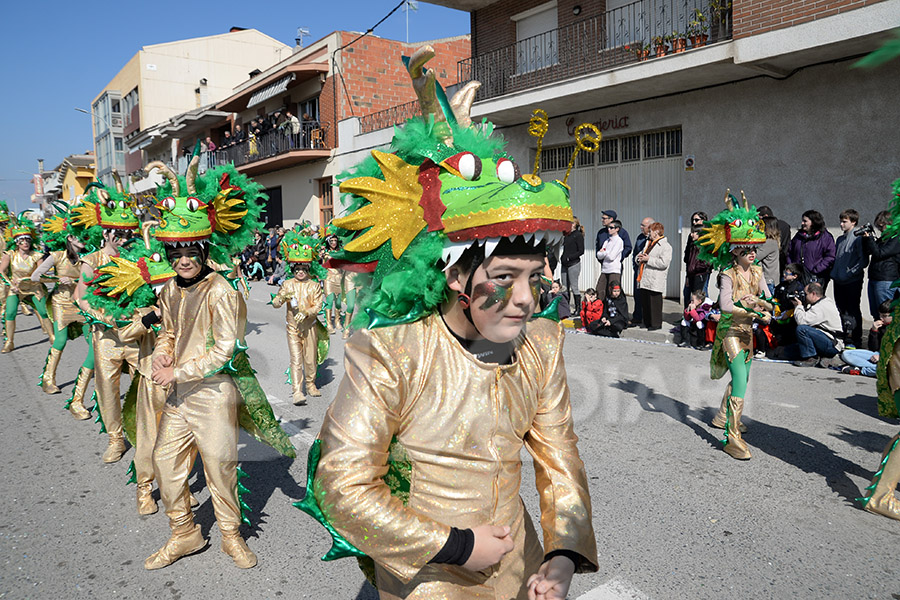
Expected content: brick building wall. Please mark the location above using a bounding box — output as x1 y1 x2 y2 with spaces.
730 0 885 39
472 0 606 56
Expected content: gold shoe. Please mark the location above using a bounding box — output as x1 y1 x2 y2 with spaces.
41 348 63 394
711 383 747 433
137 483 158 516
863 434 900 521
1 321 14 353
722 395 752 460
189 493 199 507
144 523 206 570
306 381 321 397
221 531 258 569
292 392 307 406
102 433 127 463
67 367 94 420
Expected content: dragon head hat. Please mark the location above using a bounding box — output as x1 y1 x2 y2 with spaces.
5 211 39 249
42 200 103 253
73 172 140 233
697 190 766 270
331 46 599 328
0 201 9 226
279 223 327 282
144 158 266 265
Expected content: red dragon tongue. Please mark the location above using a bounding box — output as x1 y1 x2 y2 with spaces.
137 257 151 284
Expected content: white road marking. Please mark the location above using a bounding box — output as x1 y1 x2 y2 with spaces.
577 579 650 600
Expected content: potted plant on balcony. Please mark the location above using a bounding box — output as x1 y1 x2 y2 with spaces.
625 41 651 61
652 35 668 58
688 9 709 47
671 31 687 53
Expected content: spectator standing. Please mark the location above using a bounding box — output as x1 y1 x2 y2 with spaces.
862 210 900 320
787 282 844 366
233 124 245 144
595 219 624 296
758 216 782 295
832 209 868 347
561 217 584 310
789 209 836 291
594 209 632 268
594 283 629 337
222 131 232 148
631 217 654 325
284 111 301 147
265 228 279 272
635 222 672 331
683 212 711 307
205 136 216 153
758 205 791 273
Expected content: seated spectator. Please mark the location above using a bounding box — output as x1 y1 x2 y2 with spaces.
677 290 712 348
579 288 604 334
245 256 265 281
267 257 286 286
868 300 894 351
704 305 721 348
839 347 880 376
785 282 845 367
593 283 629 338
546 280 571 319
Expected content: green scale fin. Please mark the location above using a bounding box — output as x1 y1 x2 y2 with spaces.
125 460 137 485
857 435 900 507
91 391 105 434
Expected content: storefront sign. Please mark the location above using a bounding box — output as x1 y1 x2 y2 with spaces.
566 115 629 136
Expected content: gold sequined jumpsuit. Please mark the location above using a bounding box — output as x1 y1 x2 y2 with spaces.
314 315 598 599
48 250 85 329
272 277 324 400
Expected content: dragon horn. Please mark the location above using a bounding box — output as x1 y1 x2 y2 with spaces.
140 220 159 251
145 161 179 196
740 190 749 209
185 155 200 195
111 170 124 194
407 46 444 123
449 81 481 129
724 189 735 211
85 181 110 201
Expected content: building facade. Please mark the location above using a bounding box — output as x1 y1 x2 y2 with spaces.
90 28 290 186
426 0 900 304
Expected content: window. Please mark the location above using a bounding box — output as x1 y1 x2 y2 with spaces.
513 1 558 74
299 96 320 123
114 137 123 151
621 135 641 162
644 131 666 159
111 101 120 114
539 127 682 168
318 177 334 226
598 138 618 164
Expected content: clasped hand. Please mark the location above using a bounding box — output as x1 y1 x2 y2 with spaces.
152 354 175 386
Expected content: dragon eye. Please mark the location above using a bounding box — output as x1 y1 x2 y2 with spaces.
496 158 520 184
106 200 116 210
731 219 743 228
186 198 200 212
290 243 299 250
150 252 162 262
747 219 755 227
457 153 482 181
162 197 176 211
118 201 126 209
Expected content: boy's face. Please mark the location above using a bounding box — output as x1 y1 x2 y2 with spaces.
168 246 204 279
881 312 892 324
293 264 310 281
839 217 856 232
466 253 544 344
784 271 797 281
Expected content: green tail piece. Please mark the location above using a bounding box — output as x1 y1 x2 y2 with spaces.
63 367 84 410
284 366 292 386
856 436 900 507
533 296 561 322
125 460 137 485
232 352 296 458
92 391 105 434
237 466 251 527
37 350 52 388
121 375 139 446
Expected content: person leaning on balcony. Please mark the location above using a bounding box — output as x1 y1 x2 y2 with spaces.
233 124 245 144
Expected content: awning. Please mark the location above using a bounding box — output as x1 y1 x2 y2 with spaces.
247 74 296 109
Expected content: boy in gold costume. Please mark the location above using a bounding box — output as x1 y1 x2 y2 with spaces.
297 47 598 600
271 225 327 405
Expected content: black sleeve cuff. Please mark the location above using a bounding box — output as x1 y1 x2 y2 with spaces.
543 549 588 572
429 527 475 566
141 312 161 328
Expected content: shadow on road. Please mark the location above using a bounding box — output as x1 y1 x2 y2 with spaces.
245 320 266 337
830 426 894 454
354 582 379 599
836 392 898 424
316 357 336 388
615 378 874 505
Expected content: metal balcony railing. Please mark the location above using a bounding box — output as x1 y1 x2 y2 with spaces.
204 123 329 170
359 100 421 134
458 0 732 102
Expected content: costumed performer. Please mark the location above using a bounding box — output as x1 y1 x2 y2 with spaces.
861 178 900 522
32 203 102 399
322 226 347 334
0 201 9 322
698 191 771 460
73 176 141 462
297 46 598 599
1 211 55 353
145 158 295 570
271 224 329 406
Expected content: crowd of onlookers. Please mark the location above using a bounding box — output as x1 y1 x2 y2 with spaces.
239 226 326 288
556 205 899 377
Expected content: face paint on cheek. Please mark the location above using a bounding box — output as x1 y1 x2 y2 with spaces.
189 255 203 265
530 281 541 305
472 280 513 311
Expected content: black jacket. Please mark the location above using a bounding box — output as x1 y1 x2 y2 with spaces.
562 230 584 267
602 294 629 332
864 234 900 282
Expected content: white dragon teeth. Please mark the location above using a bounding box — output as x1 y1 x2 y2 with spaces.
483 237 500 258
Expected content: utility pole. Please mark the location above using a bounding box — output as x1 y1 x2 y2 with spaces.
403 1 418 44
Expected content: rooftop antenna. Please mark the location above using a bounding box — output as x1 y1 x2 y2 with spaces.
403 1 418 43
295 27 311 48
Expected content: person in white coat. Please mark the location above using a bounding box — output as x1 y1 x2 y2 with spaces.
635 222 673 330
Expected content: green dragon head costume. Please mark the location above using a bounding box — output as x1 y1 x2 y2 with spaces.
42 201 104 253
279 222 327 282
5 211 39 250
73 173 140 235
697 190 767 271
0 201 9 227
144 159 266 264
328 46 598 328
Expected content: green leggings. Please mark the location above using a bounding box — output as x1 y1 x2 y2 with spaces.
5 294 49 322
727 350 752 399
344 288 358 314
324 292 342 311
51 322 95 368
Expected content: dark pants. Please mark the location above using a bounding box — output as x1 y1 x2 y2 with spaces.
640 289 663 330
833 279 864 347
683 273 710 308
785 324 840 360
595 272 621 298
631 270 642 323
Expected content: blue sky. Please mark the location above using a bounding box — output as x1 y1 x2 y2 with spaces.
0 0 469 212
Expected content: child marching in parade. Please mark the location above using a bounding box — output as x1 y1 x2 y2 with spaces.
297 46 598 599
322 228 346 334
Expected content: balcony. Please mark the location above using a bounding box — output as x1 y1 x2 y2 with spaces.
208 124 331 176
458 0 731 104
359 100 422 134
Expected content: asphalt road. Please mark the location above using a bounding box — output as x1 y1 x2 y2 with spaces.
1 282 898 600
